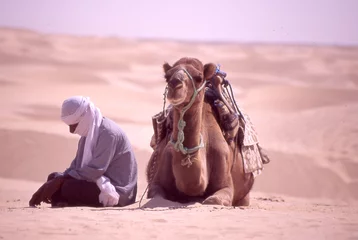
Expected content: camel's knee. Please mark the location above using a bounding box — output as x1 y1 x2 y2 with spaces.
176 178 206 197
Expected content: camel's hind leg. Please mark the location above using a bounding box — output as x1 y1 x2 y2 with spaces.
234 192 250 206
232 173 255 206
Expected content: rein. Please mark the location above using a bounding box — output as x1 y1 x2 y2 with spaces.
169 68 206 157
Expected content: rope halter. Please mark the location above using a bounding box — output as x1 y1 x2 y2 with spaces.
169 68 207 156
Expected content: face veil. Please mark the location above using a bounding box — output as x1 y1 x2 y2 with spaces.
61 96 103 167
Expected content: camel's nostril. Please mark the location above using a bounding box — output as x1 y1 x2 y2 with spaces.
168 79 182 89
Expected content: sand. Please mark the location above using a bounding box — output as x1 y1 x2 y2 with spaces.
0 27 358 239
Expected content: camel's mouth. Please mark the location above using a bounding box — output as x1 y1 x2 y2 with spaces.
166 68 196 106
172 83 183 89
168 98 183 106
167 87 187 106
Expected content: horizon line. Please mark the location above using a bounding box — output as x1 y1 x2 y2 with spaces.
1 25 358 48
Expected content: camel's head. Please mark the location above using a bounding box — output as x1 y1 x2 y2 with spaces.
163 57 217 106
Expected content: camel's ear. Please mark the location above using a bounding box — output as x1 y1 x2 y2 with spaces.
163 62 172 73
203 63 217 80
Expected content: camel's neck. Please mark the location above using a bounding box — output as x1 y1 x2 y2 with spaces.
170 94 209 196
171 95 204 152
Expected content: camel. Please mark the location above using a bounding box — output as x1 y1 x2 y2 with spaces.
145 57 255 206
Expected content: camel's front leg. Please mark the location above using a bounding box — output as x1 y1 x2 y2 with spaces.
147 182 166 199
202 149 234 206
202 186 234 206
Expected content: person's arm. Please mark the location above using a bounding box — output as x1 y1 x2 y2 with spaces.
63 140 81 175
63 158 76 175
67 133 116 182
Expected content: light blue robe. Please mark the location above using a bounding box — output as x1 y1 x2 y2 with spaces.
64 117 138 206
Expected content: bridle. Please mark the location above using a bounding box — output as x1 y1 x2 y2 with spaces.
167 68 207 167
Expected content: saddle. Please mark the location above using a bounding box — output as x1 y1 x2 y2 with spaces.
150 66 270 177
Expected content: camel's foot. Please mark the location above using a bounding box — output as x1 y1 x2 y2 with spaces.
203 195 228 206
202 188 233 206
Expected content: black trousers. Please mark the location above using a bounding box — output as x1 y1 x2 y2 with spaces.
47 172 102 207
47 172 137 207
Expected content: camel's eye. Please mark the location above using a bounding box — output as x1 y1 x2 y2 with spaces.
193 75 202 82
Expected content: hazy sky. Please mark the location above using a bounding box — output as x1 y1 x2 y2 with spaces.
0 0 357 45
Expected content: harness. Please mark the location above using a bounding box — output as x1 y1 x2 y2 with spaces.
167 68 207 167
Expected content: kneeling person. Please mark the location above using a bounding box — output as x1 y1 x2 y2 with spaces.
29 96 138 207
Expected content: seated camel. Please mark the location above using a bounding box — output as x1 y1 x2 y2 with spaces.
145 57 255 206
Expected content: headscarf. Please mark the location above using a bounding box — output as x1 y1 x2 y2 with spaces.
61 96 103 167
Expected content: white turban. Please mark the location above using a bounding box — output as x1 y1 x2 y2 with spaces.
61 96 103 167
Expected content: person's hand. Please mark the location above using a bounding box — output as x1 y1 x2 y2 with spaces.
99 191 119 207
98 182 119 207
29 177 65 207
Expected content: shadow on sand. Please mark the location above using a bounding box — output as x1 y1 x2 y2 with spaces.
89 197 202 212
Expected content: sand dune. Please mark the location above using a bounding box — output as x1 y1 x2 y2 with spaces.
0 27 358 239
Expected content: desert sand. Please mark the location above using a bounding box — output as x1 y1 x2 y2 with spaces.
0 27 358 239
